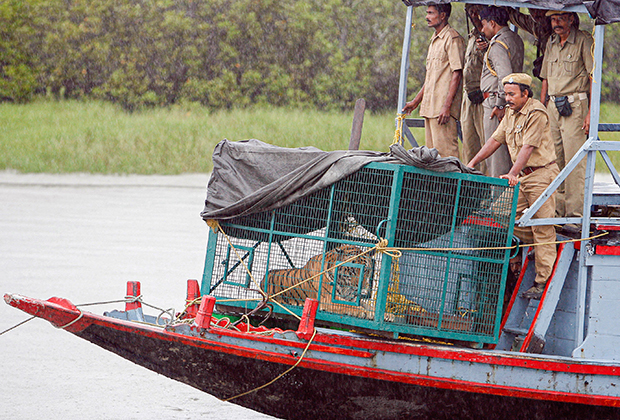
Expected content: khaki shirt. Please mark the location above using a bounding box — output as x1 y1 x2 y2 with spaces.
419 24 465 119
463 31 484 94
480 26 524 108
492 97 556 168
540 28 594 96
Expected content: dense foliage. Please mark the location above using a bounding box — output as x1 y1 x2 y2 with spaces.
1 0 619 111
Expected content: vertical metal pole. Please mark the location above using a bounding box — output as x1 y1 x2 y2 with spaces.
576 150 596 345
202 229 219 295
264 211 276 301
575 24 604 346
588 25 604 140
375 166 405 328
397 6 414 113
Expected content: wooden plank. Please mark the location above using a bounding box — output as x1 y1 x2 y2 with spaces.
348 98 366 151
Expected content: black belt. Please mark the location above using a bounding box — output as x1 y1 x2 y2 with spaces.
520 161 555 176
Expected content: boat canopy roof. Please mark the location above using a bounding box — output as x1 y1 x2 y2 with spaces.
400 0 620 25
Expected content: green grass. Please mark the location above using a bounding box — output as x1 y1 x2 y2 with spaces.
0 100 408 174
1 99 619 174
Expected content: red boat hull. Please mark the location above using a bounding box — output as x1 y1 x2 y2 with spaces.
5 293 620 420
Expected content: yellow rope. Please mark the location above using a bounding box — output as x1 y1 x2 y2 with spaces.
215 221 267 299
268 244 378 301
210 219 380 304
392 113 406 147
211 220 307 319
58 309 83 330
376 231 608 254
206 217 608 321
590 25 597 84
222 328 317 402
209 220 327 320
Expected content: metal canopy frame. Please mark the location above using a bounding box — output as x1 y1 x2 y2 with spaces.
396 1 620 348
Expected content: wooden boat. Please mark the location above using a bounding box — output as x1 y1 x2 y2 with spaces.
6 1 620 419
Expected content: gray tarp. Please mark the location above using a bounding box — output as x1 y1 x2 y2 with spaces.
201 139 481 221
400 0 620 25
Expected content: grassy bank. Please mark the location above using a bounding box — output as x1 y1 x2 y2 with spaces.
0 100 409 174
1 99 619 174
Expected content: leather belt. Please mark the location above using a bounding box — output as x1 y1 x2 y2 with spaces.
549 92 588 103
483 92 499 100
520 161 556 176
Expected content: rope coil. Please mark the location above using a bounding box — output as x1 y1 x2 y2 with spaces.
222 328 317 402
392 113 406 147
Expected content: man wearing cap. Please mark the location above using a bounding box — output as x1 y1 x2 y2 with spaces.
402 3 465 159
468 73 559 300
478 6 524 178
540 10 594 235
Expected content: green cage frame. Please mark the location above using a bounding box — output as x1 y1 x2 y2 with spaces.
202 162 519 344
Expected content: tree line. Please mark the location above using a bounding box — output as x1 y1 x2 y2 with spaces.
1 0 619 112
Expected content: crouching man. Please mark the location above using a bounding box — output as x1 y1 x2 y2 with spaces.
468 73 559 300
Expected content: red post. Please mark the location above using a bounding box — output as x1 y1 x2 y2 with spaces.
184 279 201 319
194 296 216 329
125 281 142 312
297 298 318 340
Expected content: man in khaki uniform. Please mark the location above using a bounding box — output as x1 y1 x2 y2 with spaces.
478 6 524 177
468 73 559 300
461 4 487 174
540 10 594 235
402 3 465 159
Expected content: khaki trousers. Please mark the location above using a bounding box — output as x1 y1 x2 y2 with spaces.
424 117 460 159
483 98 512 177
547 97 589 218
461 93 487 174
513 164 560 286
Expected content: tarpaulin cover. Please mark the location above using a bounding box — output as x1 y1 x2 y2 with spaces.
201 139 481 221
400 0 620 25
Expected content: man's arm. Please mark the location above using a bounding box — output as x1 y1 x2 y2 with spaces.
438 69 463 125
402 85 425 114
506 7 535 35
500 144 535 186
583 82 591 135
488 37 515 121
540 79 548 105
467 137 502 168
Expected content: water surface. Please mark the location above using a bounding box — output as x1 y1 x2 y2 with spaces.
0 172 277 420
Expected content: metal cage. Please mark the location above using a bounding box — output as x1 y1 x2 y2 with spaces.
202 162 518 343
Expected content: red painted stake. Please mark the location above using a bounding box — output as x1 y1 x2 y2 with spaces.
297 298 318 340
184 279 201 319
125 281 142 312
194 296 216 329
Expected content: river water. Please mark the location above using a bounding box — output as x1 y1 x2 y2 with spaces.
0 172 277 420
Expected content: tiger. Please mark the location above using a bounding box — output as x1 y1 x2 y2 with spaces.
266 245 376 319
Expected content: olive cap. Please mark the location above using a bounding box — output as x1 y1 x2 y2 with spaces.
502 73 533 87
